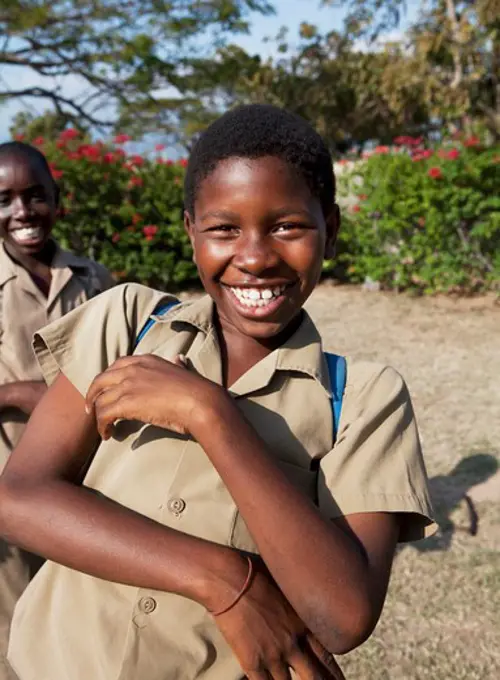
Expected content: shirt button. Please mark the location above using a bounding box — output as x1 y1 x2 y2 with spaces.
138 596 157 614
167 497 186 516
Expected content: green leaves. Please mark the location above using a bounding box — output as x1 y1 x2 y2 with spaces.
338 141 500 293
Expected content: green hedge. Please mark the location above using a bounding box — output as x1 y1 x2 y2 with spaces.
336 137 500 293
22 130 500 293
25 130 197 289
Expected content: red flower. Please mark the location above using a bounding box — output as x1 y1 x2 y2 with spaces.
357 194 368 201
78 144 101 160
155 143 166 151
103 152 115 163
178 158 188 167
447 149 460 160
112 233 121 243
129 154 144 167
51 169 64 180
66 152 81 161
114 148 126 158
59 128 79 142
428 167 442 179
412 149 433 162
132 213 142 225
127 176 143 188
463 135 480 147
352 205 361 213
143 225 158 241
337 159 349 165
374 145 390 154
33 137 45 146
394 136 423 147
14 134 25 141
114 134 132 144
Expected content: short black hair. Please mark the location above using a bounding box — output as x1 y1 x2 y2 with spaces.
184 104 335 217
0 141 53 177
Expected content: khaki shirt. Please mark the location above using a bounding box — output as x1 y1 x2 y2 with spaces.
8 283 436 680
0 242 114 467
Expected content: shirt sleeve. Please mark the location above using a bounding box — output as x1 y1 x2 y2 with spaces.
318 361 436 542
32 283 171 397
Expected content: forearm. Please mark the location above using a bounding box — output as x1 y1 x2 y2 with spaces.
0 381 47 414
193 395 375 651
0 475 247 610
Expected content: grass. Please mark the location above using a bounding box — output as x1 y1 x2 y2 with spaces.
305 284 500 679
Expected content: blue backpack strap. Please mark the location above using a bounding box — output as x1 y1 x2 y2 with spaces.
324 352 347 442
134 300 180 349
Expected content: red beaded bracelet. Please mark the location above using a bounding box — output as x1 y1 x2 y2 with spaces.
210 556 254 617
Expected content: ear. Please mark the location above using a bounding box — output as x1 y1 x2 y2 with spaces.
184 210 196 264
324 204 340 260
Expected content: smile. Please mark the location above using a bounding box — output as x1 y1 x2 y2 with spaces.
228 284 288 308
10 226 45 244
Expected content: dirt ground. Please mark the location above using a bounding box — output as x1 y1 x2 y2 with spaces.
304 283 500 680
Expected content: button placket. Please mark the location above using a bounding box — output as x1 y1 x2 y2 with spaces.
138 596 157 614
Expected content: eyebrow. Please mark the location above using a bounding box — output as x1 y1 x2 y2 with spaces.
199 207 315 222
199 209 241 222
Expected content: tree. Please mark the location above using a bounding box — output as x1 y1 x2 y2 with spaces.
322 0 500 139
0 0 274 137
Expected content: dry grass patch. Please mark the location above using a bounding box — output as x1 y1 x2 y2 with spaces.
306 285 500 680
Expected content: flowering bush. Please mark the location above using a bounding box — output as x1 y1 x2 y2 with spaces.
24 129 499 294
28 130 196 289
337 136 500 293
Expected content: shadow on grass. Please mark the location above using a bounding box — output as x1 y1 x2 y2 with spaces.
413 452 498 552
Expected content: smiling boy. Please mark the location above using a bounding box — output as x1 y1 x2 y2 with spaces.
0 141 114 679
0 108 434 680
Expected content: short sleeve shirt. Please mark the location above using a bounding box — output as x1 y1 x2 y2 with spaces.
0 242 114 466
8 283 436 680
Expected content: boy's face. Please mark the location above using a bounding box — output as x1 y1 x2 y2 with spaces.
185 155 339 341
0 154 57 258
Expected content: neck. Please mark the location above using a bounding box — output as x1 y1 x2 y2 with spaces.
215 310 303 387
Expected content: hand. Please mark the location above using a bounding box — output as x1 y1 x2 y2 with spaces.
213 559 345 680
85 354 220 440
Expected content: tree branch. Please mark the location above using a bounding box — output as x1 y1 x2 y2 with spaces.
0 87 114 128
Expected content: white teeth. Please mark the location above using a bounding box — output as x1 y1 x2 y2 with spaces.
11 227 43 243
229 285 287 307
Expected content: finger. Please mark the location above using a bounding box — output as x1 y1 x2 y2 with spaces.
267 662 293 680
85 356 150 414
289 649 330 680
93 387 129 440
245 671 272 680
302 636 345 680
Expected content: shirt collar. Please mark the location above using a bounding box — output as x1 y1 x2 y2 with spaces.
0 243 17 286
157 294 331 397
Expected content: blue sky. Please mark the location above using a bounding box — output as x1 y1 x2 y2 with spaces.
0 0 419 140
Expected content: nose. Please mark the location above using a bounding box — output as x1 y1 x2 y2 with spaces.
232 232 280 275
12 196 30 221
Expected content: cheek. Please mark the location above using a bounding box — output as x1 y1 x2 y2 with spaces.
194 238 232 274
